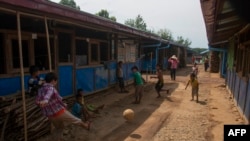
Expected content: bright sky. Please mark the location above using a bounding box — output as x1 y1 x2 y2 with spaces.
50 0 208 48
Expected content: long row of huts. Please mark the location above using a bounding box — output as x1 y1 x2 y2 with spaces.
200 0 250 123
0 0 187 140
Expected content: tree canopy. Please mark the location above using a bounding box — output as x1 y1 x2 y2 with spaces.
124 15 147 31
157 29 174 41
59 0 80 10
176 36 192 47
191 48 207 54
96 9 117 22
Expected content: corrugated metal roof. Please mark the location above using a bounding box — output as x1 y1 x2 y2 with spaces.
200 0 249 46
0 0 162 41
200 49 209 55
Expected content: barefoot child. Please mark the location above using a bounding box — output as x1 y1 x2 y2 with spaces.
71 93 92 122
116 61 129 93
77 89 105 114
36 72 90 140
131 66 144 104
150 64 169 98
185 73 199 102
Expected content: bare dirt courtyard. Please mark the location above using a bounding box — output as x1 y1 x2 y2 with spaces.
38 64 245 141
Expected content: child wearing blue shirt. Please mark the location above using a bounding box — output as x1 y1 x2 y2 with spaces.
28 65 44 96
71 93 90 121
71 89 105 121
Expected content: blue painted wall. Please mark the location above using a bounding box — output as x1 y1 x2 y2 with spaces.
233 75 240 100
95 67 108 90
227 69 250 122
76 67 94 95
0 61 140 96
108 61 117 85
163 57 168 70
244 79 250 121
58 65 73 97
0 74 46 96
141 58 156 72
238 79 247 113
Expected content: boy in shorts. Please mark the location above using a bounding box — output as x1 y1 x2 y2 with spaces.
150 64 169 98
131 66 144 104
36 72 90 140
185 73 199 102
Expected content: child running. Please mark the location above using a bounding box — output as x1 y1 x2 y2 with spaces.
150 64 169 98
185 73 199 102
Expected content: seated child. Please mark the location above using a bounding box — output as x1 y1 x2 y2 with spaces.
73 89 104 119
71 93 91 122
77 89 105 114
28 65 44 96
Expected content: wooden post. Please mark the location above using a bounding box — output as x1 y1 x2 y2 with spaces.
17 11 28 141
44 16 52 72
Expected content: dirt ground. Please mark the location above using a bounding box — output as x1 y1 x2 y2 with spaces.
38 64 245 141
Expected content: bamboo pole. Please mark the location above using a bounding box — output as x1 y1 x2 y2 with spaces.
17 11 28 141
44 16 52 71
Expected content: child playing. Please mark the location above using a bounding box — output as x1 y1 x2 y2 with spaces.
116 61 129 93
192 63 199 78
150 64 169 98
185 73 199 102
77 89 105 114
71 93 91 122
28 65 44 96
36 72 90 140
131 66 144 104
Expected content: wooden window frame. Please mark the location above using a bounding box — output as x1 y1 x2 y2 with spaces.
100 42 110 62
7 34 33 73
89 41 100 65
75 38 89 67
0 31 55 76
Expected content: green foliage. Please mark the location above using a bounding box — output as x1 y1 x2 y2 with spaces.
96 9 117 22
125 19 135 27
227 39 235 70
109 16 117 22
124 15 147 31
59 0 80 10
191 48 207 54
175 36 192 47
157 29 173 41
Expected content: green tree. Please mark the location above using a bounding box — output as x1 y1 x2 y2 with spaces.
96 9 117 22
176 36 192 47
125 15 147 31
157 29 173 41
124 19 135 27
110 16 117 22
59 0 80 10
183 38 192 47
192 48 207 54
